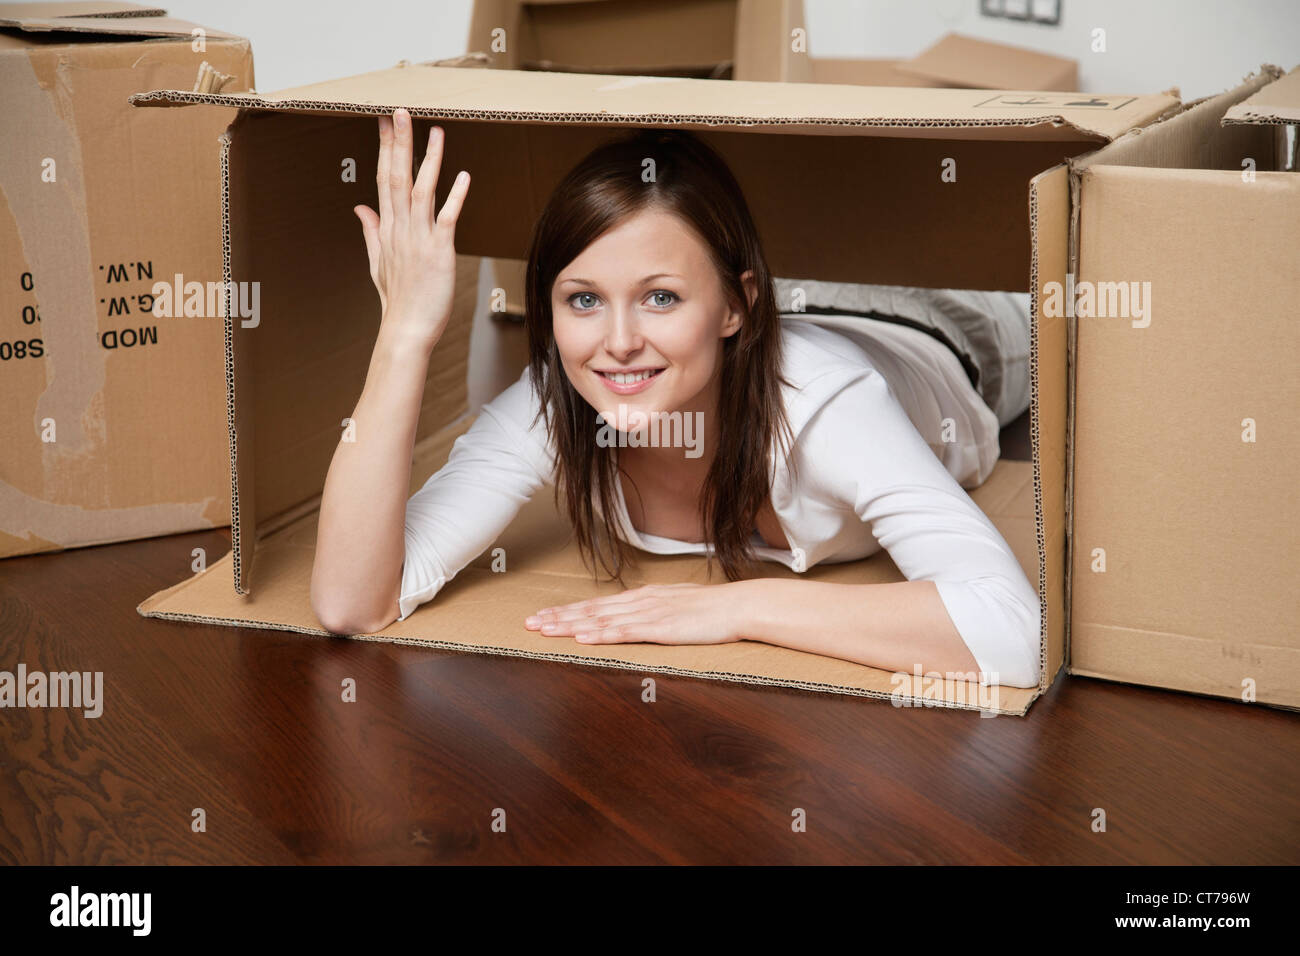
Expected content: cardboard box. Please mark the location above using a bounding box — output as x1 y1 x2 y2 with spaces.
466 0 810 83
1064 64 1299 707
892 33 1077 92
127 65 1186 715
0 1 254 558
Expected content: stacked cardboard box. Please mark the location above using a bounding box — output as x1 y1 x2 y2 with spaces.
0 1 253 558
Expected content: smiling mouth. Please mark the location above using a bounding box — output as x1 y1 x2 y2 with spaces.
596 368 665 385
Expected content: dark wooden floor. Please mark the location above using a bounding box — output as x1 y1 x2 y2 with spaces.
2 409 1297 864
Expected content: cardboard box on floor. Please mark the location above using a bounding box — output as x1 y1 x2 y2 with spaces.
126 64 1197 716
1064 65 1299 706
0 1 253 558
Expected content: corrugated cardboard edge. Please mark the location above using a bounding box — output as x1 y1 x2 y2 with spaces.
135 602 1031 716
1223 62 1299 125
127 86 1130 142
1026 171 1058 705
217 127 249 596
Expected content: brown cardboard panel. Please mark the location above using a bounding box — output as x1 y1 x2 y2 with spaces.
896 33 1078 93
237 115 1099 294
1071 164 1299 707
808 57 932 88
1071 623 1299 709
0 26 253 558
1223 63 1300 125
140 419 1042 715
128 64 1175 144
1028 163 1070 689
518 0 736 73
466 0 807 83
731 0 810 83
220 111 479 591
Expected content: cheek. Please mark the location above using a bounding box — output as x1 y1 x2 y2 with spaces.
659 309 724 384
552 314 592 368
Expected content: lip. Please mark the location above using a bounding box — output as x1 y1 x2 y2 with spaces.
593 367 665 395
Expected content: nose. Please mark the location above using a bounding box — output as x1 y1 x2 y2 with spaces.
602 301 644 360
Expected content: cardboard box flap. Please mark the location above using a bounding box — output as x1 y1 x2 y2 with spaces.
0 2 235 40
0 1 164 18
129 64 1175 143
895 33 1078 92
1223 63 1300 125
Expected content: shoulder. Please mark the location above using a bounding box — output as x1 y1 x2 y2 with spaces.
777 317 893 436
779 317 878 386
462 364 555 470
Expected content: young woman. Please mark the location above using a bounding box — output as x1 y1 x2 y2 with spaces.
311 107 1042 689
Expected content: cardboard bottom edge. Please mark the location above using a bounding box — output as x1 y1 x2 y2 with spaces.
136 457 1046 717
1066 665 1300 713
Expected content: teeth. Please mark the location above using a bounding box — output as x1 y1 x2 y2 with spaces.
605 369 658 385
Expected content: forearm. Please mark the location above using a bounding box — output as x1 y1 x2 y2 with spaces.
311 322 435 631
728 578 981 678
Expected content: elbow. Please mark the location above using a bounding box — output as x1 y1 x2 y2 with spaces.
312 598 397 636
310 572 399 636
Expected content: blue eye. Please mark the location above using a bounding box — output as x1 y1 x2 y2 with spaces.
569 292 599 311
647 290 678 308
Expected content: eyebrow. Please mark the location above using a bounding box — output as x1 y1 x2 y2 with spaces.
557 273 684 287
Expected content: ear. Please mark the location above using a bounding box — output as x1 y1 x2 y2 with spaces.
722 269 755 338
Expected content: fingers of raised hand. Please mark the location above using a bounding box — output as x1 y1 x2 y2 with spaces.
410 125 442 230
375 114 394 231
436 169 470 233
353 204 381 281
386 108 413 230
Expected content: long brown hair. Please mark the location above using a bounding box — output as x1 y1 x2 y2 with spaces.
523 128 794 584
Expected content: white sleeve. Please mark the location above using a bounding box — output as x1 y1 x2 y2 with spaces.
800 369 1041 688
397 367 555 621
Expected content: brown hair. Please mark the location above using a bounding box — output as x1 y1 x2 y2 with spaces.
523 128 794 584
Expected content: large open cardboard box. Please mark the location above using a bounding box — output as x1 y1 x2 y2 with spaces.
0 1 254 558
1063 65 1299 707
126 65 1203 716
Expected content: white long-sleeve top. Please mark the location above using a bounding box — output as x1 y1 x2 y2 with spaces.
398 316 1042 688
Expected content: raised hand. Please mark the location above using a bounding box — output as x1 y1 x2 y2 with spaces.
353 107 471 352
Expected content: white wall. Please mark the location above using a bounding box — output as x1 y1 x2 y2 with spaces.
164 0 1299 99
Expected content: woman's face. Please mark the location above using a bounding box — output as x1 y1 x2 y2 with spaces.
551 207 751 431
